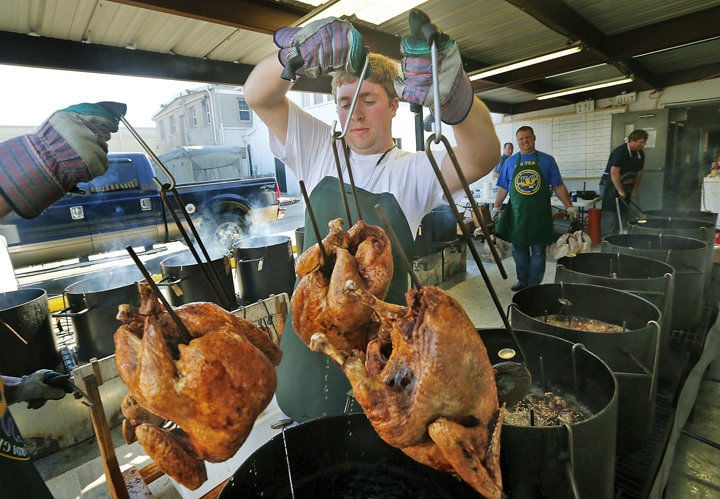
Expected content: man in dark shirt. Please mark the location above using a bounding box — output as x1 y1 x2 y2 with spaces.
600 129 648 236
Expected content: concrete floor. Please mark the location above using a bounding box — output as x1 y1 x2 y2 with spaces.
33 239 719 498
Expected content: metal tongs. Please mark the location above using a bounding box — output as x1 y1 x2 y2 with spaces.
119 116 235 310
410 9 531 405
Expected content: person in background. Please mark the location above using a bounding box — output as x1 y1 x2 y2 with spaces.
1 370 74 498
493 126 577 291
244 11 500 422
491 141 514 179
600 129 648 237
0 103 122 496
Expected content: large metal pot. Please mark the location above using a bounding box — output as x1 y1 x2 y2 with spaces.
57 271 142 362
0 288 60 377
641 208 717 227
232 235 295 303
602 233 707 329
480 329 618 499
159 250 236 310
219 413 480 498
626 217 715 291
556 253 674 359
510 283 661 453
414 204 458 256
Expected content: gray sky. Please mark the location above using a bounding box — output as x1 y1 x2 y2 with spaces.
0 64 199 127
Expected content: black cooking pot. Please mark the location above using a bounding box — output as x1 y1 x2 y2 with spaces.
414 204 458 256
480 329 617 498
56 271 142 362
510 283 661 453
159 250 236 310
602 233 707 329
219 413 480 498
626 217 716 292
641 208 717 227
556 253 674 360
232 235 295 304
0 288 60 377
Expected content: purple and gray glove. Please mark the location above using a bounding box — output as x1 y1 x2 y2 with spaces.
0 101 126 218
274 17 366 81
394 9 473 125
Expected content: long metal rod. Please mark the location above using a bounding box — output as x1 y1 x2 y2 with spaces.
375 204 422 289
335 56 371 140
338 138 363 220
298 180 329 269
121 115 232 308
330 135 354 225
425 138 528 365
442 136 507 278
125 246 192 340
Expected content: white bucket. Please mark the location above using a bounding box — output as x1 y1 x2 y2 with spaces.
483 181 493 199
702 177 720 228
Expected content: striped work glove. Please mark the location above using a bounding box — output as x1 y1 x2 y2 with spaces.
394 9 473 125
0 101 126 218
274 18 366 81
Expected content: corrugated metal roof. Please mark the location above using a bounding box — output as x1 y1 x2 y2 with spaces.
0 0 718 114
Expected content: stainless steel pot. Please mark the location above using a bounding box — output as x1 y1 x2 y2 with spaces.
159 250 236 310
56 271 142 362
0 288 60 376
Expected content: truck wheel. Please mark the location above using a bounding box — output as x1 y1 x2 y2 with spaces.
213 212 248 248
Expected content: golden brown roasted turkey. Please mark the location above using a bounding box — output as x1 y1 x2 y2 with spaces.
114 281 281 490
291 217 393 352
310 282 503 498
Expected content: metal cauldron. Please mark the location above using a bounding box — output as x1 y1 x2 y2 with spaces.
626 217 715 291
481 328 618 498
219 413 480 498
0 288 60 376
602 233 707 329
510 283 661 453
159 250 236 310
640 209 717 227
232 235 295 304
56 271 142 362
556 253 674 359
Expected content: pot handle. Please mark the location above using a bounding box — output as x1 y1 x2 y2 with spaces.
156 275 184 286
647 319 662 402
53 306 90 318
563 423 581 499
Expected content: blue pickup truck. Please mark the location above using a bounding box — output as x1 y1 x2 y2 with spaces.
0 151 282 268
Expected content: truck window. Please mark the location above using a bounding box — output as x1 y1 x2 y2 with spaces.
76 158 140 193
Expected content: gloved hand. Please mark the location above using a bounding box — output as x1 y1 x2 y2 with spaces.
274 18 366 81
491 206 500 223
0 102 126 218
567 206 579 221
13 369 73 409
394 9 473 125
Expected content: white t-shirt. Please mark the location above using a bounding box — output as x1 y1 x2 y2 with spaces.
269 101 452 237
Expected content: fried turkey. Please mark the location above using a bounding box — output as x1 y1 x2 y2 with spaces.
114 281 281 490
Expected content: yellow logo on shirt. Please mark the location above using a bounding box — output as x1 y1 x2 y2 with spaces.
514 169 541 195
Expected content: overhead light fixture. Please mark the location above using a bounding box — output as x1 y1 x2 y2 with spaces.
298 0 427 26
469 43 582 81
536 76 635 100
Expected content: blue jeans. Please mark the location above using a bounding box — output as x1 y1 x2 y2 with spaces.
511 243 547 286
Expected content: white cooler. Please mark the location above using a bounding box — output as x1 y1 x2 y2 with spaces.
703 177 720 228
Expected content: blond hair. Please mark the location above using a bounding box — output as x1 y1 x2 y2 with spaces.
331 53 399 102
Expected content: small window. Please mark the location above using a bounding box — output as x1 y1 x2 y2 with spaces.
190 106 198 127
169 116 176 134
238 99 251 122
158 121 166 140
202 98 211 124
